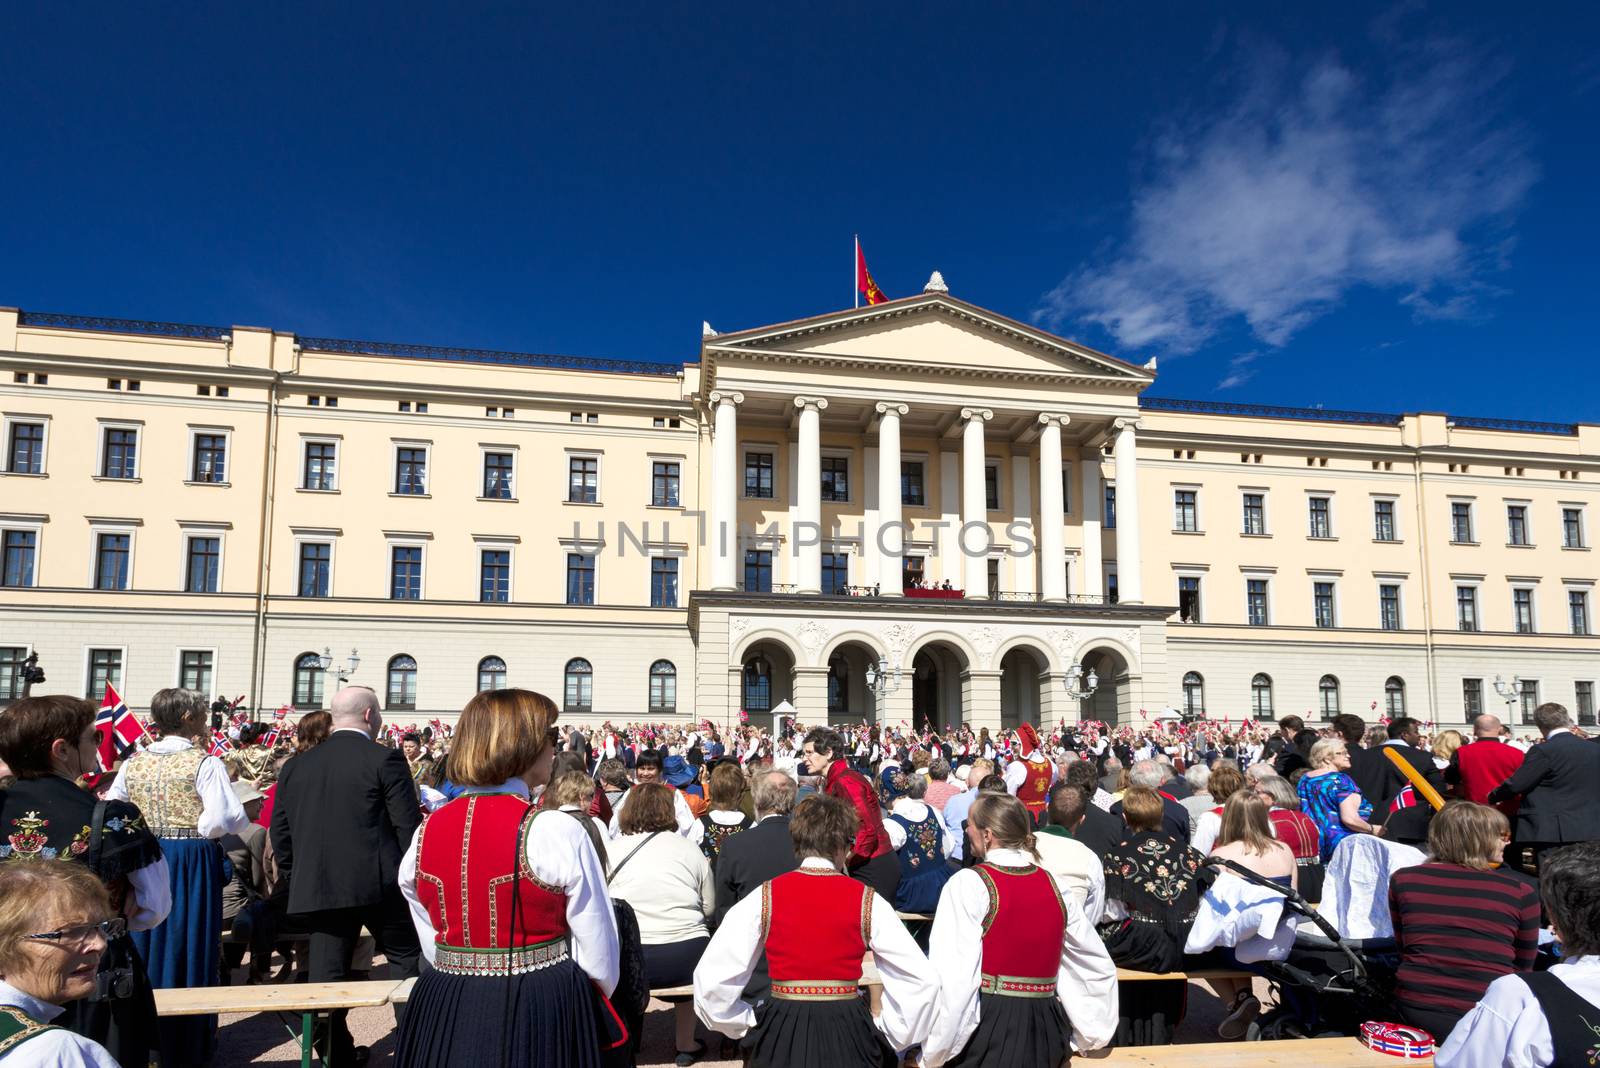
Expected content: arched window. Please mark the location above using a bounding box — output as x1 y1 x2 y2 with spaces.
1251 673 1274 719
1319 674 1341 719
292 652 324 710
648 660 676 715
742 655 772 717
387 655 418 710
1385 676 1406 717
477 656 507 692
1182 671 1205 716
564 658 593 714
827 654 848 716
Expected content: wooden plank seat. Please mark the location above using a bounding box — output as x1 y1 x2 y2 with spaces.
1084 1036 1432 1066
157 979 402 1068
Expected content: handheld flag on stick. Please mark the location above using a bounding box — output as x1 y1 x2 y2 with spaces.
95 684 150 771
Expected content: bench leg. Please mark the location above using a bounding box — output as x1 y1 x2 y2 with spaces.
301 1012 313 1068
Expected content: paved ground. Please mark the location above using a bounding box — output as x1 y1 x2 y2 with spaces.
210 955 1267 1065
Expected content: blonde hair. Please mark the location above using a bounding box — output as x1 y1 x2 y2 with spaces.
1217 793 1278 856
0 860 111 973
708 762 745 811
1120 786 1165 833
968 794 1039 861
1428 801 1509 870
1308 738 1346 770
1431 729 1465 764
547 771 596 810
449 689 556 787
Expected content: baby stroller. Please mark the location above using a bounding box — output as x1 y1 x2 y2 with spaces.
1201 856 1397 1040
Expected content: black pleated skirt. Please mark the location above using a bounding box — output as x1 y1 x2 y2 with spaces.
395 958 606 1068
947 993 1071 1068
744 996 896 1068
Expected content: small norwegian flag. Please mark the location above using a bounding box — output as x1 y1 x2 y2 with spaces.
262 705 290 747
95 684 150 771
208 731 233 757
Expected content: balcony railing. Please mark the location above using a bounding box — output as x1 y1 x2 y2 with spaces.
722 585 1112 606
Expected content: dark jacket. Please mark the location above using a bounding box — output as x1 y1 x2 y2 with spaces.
270 730 421 914
1345 744 1389 816
1111 794 1192 846
1370 742 1447 844
712 814 799 927
1071 801 1126 861
1488 732 1600 844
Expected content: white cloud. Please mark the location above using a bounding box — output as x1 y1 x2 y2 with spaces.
1038 35 1537 357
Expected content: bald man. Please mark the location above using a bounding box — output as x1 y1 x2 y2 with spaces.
1447 713 1525 816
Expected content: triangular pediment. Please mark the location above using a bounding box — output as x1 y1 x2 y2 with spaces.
704 294 1153 385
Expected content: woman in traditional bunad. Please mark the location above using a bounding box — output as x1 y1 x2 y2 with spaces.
1004 723 1056 823
924 794 1118 1068
692 794 935 1068
107 688 247 1067
396 689 621 1068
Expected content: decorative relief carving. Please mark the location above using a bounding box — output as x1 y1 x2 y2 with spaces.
881 622 916 670
1049 627 1077 668
727 616 750 644
796 619 830 660
968 625 1001 669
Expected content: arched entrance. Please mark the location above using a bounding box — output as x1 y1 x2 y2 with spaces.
911 640 967 733
1077 644 1132 725
826 641 882 726
999 646 1049 730
740 641 796 722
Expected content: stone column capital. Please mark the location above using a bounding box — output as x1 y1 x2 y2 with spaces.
1113 416 1141 433
793 396 830 413
959 407 993 423
875 401 909 418
1037 413 1073 430
709 390 745 406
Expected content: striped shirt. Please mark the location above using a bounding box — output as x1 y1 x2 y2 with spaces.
1388 863 1541 1023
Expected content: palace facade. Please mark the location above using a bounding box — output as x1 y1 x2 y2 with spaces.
2 283 1596 731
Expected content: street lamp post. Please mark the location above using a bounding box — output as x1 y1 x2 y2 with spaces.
1062 661 1100 707
1492 674 1524 724
318 647 361 688
865 656 901 725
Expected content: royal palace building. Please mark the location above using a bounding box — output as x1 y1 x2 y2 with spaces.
1 281 1597 731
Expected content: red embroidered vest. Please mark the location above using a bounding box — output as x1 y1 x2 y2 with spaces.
1015 758 1052 813
762 868 870 984
416 795 568 958
976 863 1064 990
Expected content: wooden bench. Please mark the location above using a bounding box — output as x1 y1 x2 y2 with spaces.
1085 1036 1431 1066
156 979 401 1068
647 962 1250 1001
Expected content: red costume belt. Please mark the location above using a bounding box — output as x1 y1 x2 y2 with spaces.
770 980 860 1001
979 973 1057 998
433 935 570 977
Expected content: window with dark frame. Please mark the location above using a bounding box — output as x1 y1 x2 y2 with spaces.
87 649 122 703
482 452 514 499
567 456 598 503
1374 499 1397 542
1251 674 1273 719
7 422 43 474
191 434 227 483
1313 581 1336 628
744 451 774 499
649 660 676 714
1563 508 1585 549
101 427 137 479
395 447 427 495
302 441 336 490
1385 676 1406 717
0 647 27 703
1319 675 1341 719
650 557 678 607
180 650 213 693
1571 590 1591 636
1576 681 1595 726
1308 496 1331 538
1380 584 1402 630
1457 586 1479 632
480 549 510 603
564 658 593 714
901 461 925 506
390 546 423 600
822 552 849 595
1174 490 1198 532
387 655 418 710
477 656 507 692
1507 504 1530 546
1451 501 1474 543
1519 679 1539 725
985 464 1000 511
1242 493 1265 535
1182 671 1204 716
566 553 595 605
1462 678 1483 718
652 461 680 507
820 456 850 502
298 542 331 597
94 533 130 590
1513 588 1535 633
1178 576 1201 622
987 558 1001 598
1246 578 1269 626
1 531 36 588
743 549 772 593
292 652 324 709
1104 485 1116 529
185 536 220 593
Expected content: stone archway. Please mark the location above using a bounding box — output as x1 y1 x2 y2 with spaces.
999 645 1050 730
741 640 796 722
1077 644 1132 725
826 640 882 726
910 640 968 733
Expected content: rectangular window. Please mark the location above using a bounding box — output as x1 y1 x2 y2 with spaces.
1177 576 1201 622
985 464 1000 511
1507 504 1529 546
987 558 1001 599
1571 590 1591 636
1457 585 1479 632
1308 496 1332 538
1242 493 1265 535
565 553 595 605
94 533 130 590
1519 679 1539 725
1104 485 1116 529
87 649 122 703
1513 587 1535 633
903 555 925 590
480 549 510 603
1107 571 1119 604
6 422 43 474
395 447 428 495
0 647 26 703
1060 466 1071 513
184 536 220 593
482 452 514 499
297 542 331 597
900 461 925 507
191 433 227 483
1451 501 1474 543
744 452 774 499
1374 499 1397 542
1174 490 1198 532
1380 584 1402 631
821 552 849 595
100 427 138 479
567 456 598 503
179 650 213 694
1246 578 1269 626
820 456 850 502
302 441 337 490
390 546 423 600
1576 681 1596 727
1563 508 1585 549
742 549 772 593
1 531 36 588
651 557 679 607
651 461 680 507
1462 678 1483 717
1313 581 1336 628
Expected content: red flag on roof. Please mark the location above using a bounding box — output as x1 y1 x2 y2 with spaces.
856 238 888 307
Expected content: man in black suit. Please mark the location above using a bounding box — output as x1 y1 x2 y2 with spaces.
1489 703 1600 871
1058 764 1124 861
711 769 799 1007
1331 713 1387 814
1110 759 1191 845
1370 716 1447 845
271 687 422 1064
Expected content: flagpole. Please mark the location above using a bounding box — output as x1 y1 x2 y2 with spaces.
854 234 859 309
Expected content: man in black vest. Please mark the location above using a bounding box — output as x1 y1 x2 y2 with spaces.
1489 703 1600 870
271 687 421 1065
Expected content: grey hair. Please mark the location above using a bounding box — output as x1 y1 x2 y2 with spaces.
1257 774 1299 810
148 688 210 736
751 769 798 817
904 773 928 800
1184 764 1212 791
1129 759 1166 789
1534 703 1573 735
1102 755 1123 772
928 758 951 781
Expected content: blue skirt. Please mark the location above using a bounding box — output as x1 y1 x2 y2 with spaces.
131 836 224 1067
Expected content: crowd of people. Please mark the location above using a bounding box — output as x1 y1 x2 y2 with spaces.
0 688 1598 1067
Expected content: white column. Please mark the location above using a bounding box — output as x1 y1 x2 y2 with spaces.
875 402 907 596
1113 417 1143 603
708 391 743 591
1079 446 1103 598
937 448 960 585
960 407 993 598
1037 414 1070 602
1010 452 1034 598
793 396 827 594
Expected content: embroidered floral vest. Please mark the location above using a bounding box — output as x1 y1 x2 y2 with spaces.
123 747 207 835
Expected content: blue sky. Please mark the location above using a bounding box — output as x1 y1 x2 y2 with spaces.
3 3 1597 420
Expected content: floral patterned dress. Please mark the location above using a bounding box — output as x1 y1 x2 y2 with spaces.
888 809 954 913
1099 830 1210 974
1296 770 1371 862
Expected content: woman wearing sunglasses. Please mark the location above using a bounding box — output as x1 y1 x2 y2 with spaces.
0 859 122 1066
